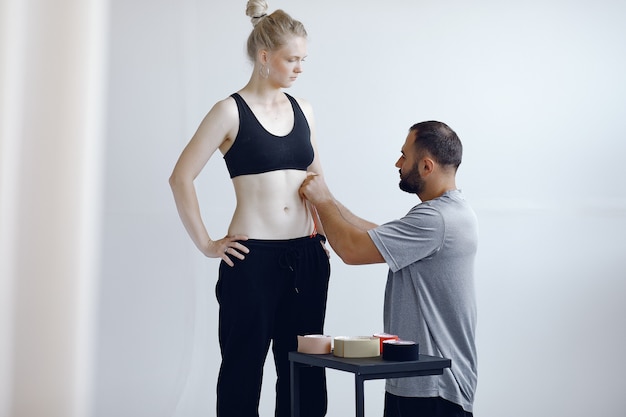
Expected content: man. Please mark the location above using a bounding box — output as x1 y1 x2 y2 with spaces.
299 121 478 417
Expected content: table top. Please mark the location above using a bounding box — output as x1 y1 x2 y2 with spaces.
289 352 451 376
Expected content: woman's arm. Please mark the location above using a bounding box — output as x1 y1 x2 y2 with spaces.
169 97 249 266
298 97 328 237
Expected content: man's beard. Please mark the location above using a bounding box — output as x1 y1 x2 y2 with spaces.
399 162 425 195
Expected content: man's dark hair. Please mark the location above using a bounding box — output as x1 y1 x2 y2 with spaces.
410 121 462 170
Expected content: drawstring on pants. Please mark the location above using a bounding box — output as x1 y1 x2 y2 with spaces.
279 248 301 293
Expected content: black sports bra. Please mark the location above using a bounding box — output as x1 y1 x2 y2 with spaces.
223 93 314 178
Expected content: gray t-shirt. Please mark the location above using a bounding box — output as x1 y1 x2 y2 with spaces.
368 190 478 412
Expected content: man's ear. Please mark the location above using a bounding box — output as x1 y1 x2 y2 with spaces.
421 157 435 176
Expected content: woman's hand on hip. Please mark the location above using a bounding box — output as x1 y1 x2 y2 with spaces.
204 235 249 267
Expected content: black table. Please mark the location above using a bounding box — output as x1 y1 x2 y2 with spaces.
289 352 451 417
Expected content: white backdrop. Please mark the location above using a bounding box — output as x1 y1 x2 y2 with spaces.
93 0 626 416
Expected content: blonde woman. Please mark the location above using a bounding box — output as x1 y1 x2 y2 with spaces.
169 1 329 416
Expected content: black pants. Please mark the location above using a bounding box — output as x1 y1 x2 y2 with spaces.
216 235 330 417
384 393 473 417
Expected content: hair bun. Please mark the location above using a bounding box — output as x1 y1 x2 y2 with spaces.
246 0 269 25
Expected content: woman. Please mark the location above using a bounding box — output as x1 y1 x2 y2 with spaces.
169 1 329 416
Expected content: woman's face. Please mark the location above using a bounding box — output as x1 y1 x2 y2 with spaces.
265 36 307 88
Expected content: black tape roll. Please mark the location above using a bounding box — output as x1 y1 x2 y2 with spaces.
382 340 419 361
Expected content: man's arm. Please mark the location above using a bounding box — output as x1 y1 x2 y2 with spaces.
300 174 385 265
333 199 379 231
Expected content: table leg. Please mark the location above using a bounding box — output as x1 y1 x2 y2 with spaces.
290 360 301 417
355 374 365 417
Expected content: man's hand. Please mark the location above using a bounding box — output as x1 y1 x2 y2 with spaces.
299 172 333 205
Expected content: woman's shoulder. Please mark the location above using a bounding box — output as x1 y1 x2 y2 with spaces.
211 94 238 114
289 95 314 120
202 95 239 125
288 94 311 108
193 95 240 140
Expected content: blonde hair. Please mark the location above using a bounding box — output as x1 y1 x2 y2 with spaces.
245 0 307 61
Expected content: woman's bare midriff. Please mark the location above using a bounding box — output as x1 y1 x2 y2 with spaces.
229 169 315 240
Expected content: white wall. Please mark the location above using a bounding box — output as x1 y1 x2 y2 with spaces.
4 0 624 416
